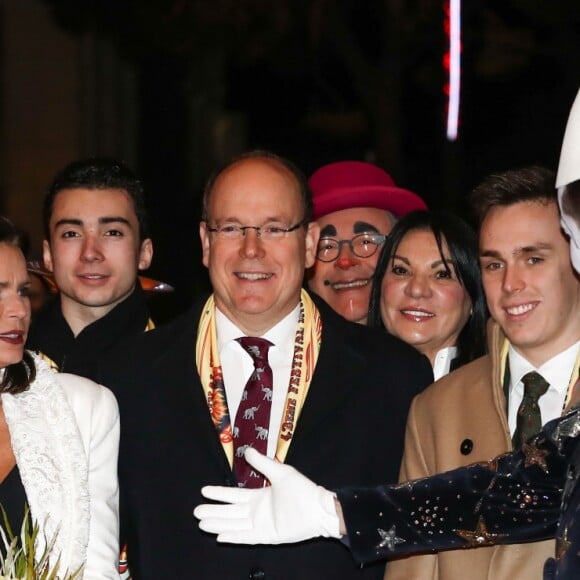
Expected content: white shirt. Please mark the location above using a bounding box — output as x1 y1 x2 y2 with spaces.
507 340 580 435
432 346 458 381
217 306 300 457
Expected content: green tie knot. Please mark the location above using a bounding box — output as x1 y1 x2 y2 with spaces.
521 371 550 401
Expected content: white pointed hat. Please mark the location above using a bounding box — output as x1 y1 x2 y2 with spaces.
556 89 580 188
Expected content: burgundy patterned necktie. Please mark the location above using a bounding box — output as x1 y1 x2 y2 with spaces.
233 337 274 488
512 371 550 450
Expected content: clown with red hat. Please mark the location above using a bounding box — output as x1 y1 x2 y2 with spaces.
306 160 426 325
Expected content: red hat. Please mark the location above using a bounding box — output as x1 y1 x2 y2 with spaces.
309 161 427 219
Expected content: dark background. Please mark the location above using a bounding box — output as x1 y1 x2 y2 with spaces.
34 0 580 317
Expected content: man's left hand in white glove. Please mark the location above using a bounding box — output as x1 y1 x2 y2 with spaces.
193 448 344 544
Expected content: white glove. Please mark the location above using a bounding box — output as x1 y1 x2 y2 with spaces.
193 448 341 544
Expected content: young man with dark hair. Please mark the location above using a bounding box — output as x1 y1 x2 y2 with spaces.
27 157 154 379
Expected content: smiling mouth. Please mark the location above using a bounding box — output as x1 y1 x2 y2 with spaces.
505 303 536 316
79 274 108 280
236 272 273 281
401 309 435 321
0 331 24 343
331 279 370 291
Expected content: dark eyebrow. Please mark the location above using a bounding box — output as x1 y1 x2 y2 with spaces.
54 218 82 229
517 244 553 255
353 221 380 234
480 244 553 259
391 255 454 271
54 217 131 229
479 249 502 259
99 217 132 227
431 258 454 269
320 225 337 237
319 221 382 238
392 254 410 265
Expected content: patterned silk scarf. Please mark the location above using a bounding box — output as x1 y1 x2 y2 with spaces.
196 289 322 466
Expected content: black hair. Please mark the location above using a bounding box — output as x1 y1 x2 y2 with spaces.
0 216 37 395
43 157 150 241
368 210 488 368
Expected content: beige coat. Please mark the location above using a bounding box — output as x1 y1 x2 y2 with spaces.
384 321 560 580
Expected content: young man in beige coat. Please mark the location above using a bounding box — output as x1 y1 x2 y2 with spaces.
384 165 580 580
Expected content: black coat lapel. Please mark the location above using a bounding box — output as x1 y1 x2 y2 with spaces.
285 308 364 460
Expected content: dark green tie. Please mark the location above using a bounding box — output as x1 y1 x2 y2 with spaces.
512 371 550 449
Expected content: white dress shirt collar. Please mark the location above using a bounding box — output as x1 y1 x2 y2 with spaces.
508 341 580 396
215 306 300 351
432 346 458 381
507 340 580 434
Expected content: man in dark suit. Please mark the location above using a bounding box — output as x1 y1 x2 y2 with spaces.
101 150 433 579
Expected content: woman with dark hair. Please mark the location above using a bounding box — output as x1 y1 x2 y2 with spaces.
0 216 119 578
368 210 487 378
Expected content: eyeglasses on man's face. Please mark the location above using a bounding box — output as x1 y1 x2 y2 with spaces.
316 232 387 262
206 220 305 241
